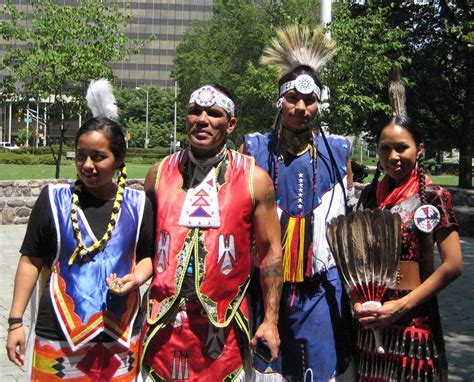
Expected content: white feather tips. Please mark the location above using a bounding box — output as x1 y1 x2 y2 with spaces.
86 78 118 120
261 24 337 77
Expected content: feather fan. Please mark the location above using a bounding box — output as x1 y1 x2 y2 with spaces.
327 208 401 353
85 78 118 120
260 24 337 77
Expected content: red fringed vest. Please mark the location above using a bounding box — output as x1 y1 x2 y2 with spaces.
147 150 255 328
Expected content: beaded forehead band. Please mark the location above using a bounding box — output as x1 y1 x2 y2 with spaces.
279 74 321 99
189 85 235 117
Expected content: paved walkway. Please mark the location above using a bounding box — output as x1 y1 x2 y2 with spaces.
0 225 473 381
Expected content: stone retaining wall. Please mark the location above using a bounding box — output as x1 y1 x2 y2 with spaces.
0 179 145 225
1 179 473 236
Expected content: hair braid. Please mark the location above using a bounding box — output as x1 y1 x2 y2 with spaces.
370 163 382 204
417 159 426 205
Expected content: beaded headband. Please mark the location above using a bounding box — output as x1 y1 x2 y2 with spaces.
189 85 235 117
279 74 321 99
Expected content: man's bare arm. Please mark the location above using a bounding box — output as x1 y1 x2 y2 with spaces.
251 165 283 360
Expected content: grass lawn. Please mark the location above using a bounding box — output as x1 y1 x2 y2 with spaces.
363 173 471 187
1 164 471 187
0 163 153 180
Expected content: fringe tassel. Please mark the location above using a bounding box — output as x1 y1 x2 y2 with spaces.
297 217 305 280
282 215 306 282
305 242 313 277
282 217 296 282
290 215 300 279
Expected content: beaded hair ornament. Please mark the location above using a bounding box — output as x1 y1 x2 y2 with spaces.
189 85 235 117
69 79 126 265
261 24 337 106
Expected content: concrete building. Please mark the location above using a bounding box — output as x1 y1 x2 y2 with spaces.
0 0 213 143
113 0 212 88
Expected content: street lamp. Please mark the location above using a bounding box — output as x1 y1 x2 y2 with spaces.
136 87 149 149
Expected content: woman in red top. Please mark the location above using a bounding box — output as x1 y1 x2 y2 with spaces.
356 115 462 381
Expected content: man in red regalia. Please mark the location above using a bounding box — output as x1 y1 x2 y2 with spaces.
141 83 283 381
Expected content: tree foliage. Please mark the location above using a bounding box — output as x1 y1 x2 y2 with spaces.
173 0 471 187
351 0 472 187
323 2 408 135
172 0 409 146
115 86 186 150
403 0 472 188
172 0 319 146
0 0 150 177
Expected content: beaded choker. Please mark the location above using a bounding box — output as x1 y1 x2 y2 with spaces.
280 126 312 157
69 164 127 265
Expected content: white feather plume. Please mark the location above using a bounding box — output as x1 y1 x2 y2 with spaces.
86 78 118 120
261 24 337 77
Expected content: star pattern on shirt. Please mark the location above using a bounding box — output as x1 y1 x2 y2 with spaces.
297 173 304 211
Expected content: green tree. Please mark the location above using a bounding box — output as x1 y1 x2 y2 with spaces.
404 1 472 188
115 86 186 150
16 127 31 147
323 2 409 135
172 0 407 147
0 0 150 178
351 0 472 188
172 0 318 146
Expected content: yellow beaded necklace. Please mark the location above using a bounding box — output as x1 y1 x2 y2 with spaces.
69 163 127 265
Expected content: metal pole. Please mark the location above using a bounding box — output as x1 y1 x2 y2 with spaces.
26 102 30 146
173 81 177 153
320 0 332 28
8 101 12 143
319 0 332 127
145 90 149 149
136 87 149 148
44 104 47 146
36 102 39 148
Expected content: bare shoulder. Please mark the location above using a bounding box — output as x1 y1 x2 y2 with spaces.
144 162 160 193
253 165 275 206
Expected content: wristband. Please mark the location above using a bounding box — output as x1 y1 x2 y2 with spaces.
8 317 23 325
7 323 23 332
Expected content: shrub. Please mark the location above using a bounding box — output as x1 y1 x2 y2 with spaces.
351 160 369 182
126 156 162 164
0 153 56 165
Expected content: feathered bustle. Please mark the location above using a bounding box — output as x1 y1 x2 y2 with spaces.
261 24 337 77
86 78 118 120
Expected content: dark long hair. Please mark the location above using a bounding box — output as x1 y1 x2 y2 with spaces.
366 115 427 206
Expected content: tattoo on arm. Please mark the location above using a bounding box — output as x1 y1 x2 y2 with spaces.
261 259 283 318
261 262 283 279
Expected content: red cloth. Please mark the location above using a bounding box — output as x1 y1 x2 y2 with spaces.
376 168 432 209
143 301 244 381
